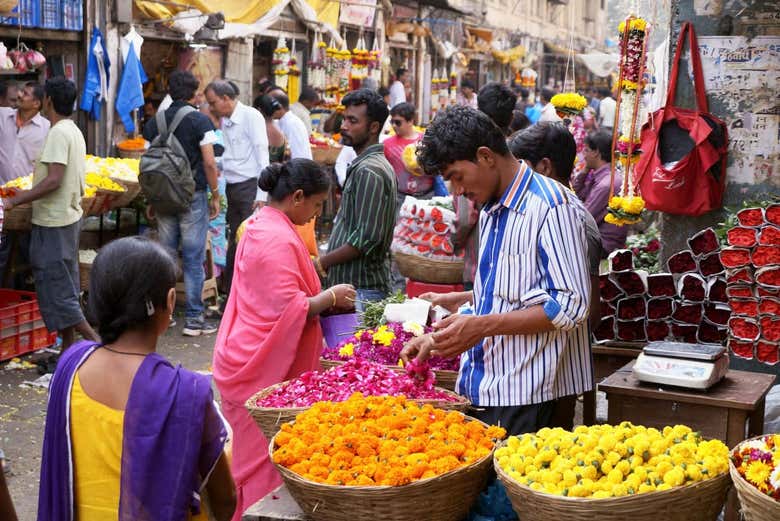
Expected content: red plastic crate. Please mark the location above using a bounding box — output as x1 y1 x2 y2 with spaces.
405 280 465 299
0 290 57 362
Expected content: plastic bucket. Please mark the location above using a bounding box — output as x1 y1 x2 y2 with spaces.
320 313 359 348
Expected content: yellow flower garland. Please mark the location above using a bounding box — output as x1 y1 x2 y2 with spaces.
618 18 648 33
551 93 587 114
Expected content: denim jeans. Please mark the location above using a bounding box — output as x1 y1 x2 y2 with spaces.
156 191 209 320
355 288 387 313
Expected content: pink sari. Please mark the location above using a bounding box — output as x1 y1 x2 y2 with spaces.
212 206 323 519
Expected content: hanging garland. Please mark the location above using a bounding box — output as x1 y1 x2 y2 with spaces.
324 38 340 107
307 33 327 92
351 34 368 91
368 36 381 84
273 36 291 92
606 16 650 227
288 38 301 103
550 92 587 118
449 71 457 105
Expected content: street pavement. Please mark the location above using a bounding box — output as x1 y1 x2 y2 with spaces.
0 322 216 520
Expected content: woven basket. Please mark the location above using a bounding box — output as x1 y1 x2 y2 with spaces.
495 444 731 521
312 146 341 165
0 0 18 13
79 262 92 292
246 380 471 440
3 204 32 231
394 251 465 284
109 179 141 209
270 415 495 521
729 438 780 521
82 189 123 216
320 358 459 392
116 148 144 160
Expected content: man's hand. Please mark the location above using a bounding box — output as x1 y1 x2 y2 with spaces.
428 314 484 359
1 197 14 212
145 205 156 222
400 334 436 364
209 194 220 220
418 291 471 313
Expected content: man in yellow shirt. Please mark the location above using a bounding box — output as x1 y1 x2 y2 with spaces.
2 77 99 350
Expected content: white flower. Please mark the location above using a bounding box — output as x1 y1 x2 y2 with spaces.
770 465 780 489
402 321 424 337
741 439 770 452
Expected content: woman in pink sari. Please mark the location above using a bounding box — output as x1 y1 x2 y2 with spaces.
213 159 356 519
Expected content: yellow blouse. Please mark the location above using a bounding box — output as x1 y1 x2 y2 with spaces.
69 372 209 521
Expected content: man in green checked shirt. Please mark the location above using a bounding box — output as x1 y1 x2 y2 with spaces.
315 89 397 311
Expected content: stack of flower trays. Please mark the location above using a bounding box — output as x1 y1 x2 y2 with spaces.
595 227 730 347
721 204 780 365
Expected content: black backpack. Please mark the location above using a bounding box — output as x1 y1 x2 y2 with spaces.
139 105 197 215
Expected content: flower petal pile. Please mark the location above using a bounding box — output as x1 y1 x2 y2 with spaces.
496 423 729 498
257 359 457 408
322 321 461 371
273 394 506 486
732 434 780 500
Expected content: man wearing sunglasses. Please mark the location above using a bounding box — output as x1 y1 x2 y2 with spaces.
382 103 432 215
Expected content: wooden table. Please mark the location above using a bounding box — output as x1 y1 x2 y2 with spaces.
582 345 643 425
599 361 776 521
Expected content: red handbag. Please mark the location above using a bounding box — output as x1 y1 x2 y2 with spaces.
635 22 728 216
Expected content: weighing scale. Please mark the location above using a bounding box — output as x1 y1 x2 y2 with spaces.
632 341 730 390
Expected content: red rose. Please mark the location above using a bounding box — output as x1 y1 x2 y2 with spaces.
647 298 674 320
616 319 647 342
667 250 697 274
599 275 624 302
728 298 759 317
759 316 780 342
699 253 724 277
617 296 647 320
728 339 754 359
726 285 753 299
737 207 764 227
672 302 703 324
758 225 780 246
729 317 760 341
671 323 698 343
707 278 728 303
688 228 719 256
646 320 670 341
594 316 615 341
751 245 780 267
720 248 752 269
726 267 754 285
765 204 780 226
647 273 676 297
698 322 727 344
759 298 780 316
727 227 758 248
610 250 634 272
645 239 660 252
758 286 780 298
704 303 731 326
756 341 779 365
756 266 780 287
679 274 706 302
615 271 646 296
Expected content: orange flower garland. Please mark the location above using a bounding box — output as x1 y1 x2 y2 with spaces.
273 394 506 487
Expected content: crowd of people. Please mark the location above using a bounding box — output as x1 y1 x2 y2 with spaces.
0 67 632 520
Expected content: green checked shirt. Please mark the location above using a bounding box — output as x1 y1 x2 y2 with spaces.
327 143 397 292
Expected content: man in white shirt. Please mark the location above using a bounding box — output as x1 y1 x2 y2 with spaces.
269 90 313 160
205 79 269 298
389 67 408 108
538 87 561 123
597 86 616 131
289 86 319 135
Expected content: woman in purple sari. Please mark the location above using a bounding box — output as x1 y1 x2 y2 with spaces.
37 237 236 521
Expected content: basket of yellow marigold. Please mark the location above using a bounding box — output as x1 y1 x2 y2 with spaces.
729 434 780 521
270 393 505 521
494 423 732 521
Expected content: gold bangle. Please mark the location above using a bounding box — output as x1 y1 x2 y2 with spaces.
314 257 327 278
329 289 337 307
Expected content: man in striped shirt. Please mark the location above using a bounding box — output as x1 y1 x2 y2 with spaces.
317 89 396 308
402 106 592 435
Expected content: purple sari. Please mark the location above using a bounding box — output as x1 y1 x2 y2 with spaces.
37 340 227 521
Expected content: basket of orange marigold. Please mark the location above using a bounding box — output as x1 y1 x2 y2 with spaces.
270 393 505 521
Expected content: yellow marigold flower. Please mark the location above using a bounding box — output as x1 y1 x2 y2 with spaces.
338 342 355 357
604 213 620 225
551 92 588 113
663 467 686 487
744 461 772 488
608 196 623 210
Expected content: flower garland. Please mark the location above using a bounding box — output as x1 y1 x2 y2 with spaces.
273 393 506 486
449 71 458 104
350 36 369 90
307 35 327 92
287 38 300 102
606 16 650 227
272 36 291 92
368 37 381 84
732 434 780 500
551 92 587 117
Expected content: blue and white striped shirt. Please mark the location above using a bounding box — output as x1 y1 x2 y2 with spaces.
456 162 593 407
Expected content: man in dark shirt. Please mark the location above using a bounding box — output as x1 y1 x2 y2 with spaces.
317 89 396 309
143 70 221 336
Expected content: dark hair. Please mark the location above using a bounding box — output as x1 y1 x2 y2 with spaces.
168 70 200 101
519 87 530 99
477 82 517 135
257 159 331 201
205 79 239 99
417 105 509 177
540 87 556 103
258 79 276 95
585 129 613 163
509 122 576 184
395 67 408 79
87 236 178 344
460 79 475 90
598 86 611 98
390 102 415 122
378 86 390 98
270 90 290 110
254 94 282 118
341 88 390 130
509 110 530 133
299 86 319 103
44 76 77 116
25 82 45 105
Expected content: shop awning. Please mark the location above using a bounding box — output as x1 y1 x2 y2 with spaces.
134 0 338 27
465 25 493 44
